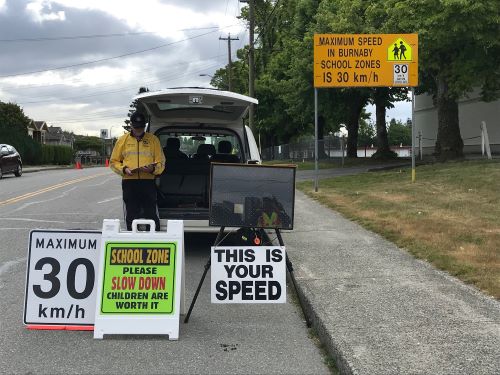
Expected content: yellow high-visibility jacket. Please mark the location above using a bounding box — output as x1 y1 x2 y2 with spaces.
110 132 165 180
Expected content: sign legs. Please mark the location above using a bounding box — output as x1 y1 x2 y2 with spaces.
184 226 225 323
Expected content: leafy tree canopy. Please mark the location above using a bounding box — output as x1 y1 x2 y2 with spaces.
0 101 31 136
73 135 104 153
388 118 411 146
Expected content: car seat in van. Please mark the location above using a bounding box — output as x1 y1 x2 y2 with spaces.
193 144 216 160
213 140 240 163
164 137 188 159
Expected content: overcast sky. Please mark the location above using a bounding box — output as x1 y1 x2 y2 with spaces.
0 0 410 137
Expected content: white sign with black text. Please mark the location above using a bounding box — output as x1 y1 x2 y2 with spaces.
211 246 286 303
24 230 101 326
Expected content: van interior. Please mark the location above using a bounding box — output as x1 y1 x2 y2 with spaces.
155 128 243 220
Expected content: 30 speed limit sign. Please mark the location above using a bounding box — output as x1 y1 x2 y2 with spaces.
24 230 101 326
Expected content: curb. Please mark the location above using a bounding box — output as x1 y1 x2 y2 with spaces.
23 166 73 174
23 165 104 174
292 274 356 375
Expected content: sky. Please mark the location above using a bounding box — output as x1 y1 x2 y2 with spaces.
0 0 410 138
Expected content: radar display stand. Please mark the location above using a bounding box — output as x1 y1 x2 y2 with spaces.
184 226 311 327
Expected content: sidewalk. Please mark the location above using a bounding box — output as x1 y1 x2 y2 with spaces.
284 190 500 375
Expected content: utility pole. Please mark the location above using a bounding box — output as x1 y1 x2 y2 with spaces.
219 33 239 92
240 0 256 132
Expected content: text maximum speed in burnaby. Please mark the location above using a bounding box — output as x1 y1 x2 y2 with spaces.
24 230 101 326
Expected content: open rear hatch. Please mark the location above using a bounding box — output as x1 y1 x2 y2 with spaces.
134 88 258 222
135 88 258 127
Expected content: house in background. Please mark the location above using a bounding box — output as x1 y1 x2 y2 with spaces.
45 126 74 148
415 91 499 156
27 121 49 144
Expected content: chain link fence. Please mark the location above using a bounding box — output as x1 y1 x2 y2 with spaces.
260 136 414 161
261 136 343 162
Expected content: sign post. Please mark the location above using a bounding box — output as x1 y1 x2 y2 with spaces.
314 88 319 192
313 33 418 181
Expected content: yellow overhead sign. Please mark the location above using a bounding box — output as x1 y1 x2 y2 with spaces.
313 34 418 88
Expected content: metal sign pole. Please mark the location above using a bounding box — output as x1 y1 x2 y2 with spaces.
314 88 319 192
411 87 416 182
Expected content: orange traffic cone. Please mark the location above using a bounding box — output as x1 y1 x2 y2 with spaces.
75 161 82 169
105 158 109 167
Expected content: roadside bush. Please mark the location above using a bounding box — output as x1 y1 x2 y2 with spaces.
41 145 73 165
0 132 42 165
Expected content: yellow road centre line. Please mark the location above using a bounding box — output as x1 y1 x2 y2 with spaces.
0 172 109 207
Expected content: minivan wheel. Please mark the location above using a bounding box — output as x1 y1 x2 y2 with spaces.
14 163 22 177
0 168 3 179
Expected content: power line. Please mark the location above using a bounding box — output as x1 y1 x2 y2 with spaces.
253 0 281 46
0 27 222 43
0 26 238 79
16 61 222 106
5 54 225 92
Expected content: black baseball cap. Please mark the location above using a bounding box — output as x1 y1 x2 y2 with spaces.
130 111 146 128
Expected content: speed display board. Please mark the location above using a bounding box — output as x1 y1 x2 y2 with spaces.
314 33 418 87
24 230 101 326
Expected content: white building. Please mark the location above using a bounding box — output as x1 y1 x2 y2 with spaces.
414 90 500 156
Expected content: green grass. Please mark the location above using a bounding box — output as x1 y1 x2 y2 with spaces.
264 157 409 170
297 160 500 299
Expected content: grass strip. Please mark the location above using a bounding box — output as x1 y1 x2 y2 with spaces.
297 160 500 299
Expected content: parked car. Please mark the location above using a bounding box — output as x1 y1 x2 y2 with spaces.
0 144 22 179
134 88 260 232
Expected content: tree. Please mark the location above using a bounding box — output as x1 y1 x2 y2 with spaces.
387 118 411 146
0 101 31 136
73 135 104 154
316 0 410 158
211 49 249 94
0 102 41 164
358 119 375 147
383 0 500 159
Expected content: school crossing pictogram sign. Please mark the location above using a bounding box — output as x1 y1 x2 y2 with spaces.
314 33 418 88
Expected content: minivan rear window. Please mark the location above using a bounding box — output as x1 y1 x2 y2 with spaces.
156 129 242 160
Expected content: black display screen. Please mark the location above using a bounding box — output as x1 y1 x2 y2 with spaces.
209 163 295 229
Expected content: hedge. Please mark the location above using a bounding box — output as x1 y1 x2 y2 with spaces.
0 133 73 165
41 145 73 165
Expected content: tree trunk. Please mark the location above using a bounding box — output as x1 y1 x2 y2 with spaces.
435 76 463 160
346 98 364 158
374 88 391 153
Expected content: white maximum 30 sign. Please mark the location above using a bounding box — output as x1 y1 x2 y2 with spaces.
211 246 286 303
24 230 101 326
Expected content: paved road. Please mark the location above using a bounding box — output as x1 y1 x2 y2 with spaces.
0 168 329 374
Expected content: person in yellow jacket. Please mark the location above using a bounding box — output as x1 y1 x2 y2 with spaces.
110 111 165 231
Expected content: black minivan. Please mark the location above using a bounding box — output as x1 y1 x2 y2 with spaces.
0 144 22 179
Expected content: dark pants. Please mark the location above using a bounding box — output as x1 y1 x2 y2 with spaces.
122 179 160 231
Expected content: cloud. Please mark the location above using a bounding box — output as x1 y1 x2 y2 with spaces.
0 0 246 135
26 0 66 23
